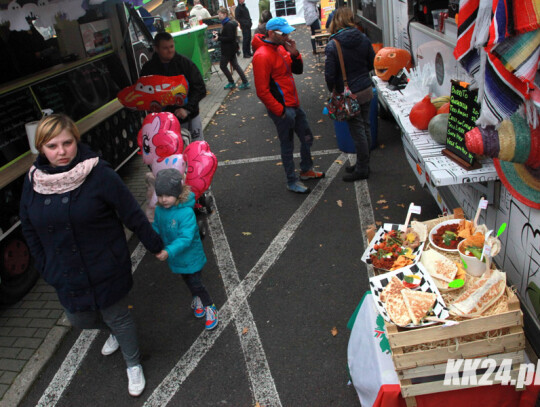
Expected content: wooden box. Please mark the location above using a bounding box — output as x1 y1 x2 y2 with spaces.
386 287 526 407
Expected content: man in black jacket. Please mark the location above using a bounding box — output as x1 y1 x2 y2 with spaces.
235 0 252 58
140 32 207 140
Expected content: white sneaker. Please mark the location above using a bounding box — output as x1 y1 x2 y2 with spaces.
101 334 119 356
126 364 146 397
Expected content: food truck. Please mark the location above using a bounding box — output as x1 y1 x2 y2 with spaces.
0 0 154 304
352 0 540 381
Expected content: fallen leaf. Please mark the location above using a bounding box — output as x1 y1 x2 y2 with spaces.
255 403 261 407
408 185 416 191
382 205 389 209
384 216 390 220
397 203 405 208
314 135 322 140
337 200 343 207
128 305 133 309
380 144 386 149
276 162 282 166
219 149 228 153
331 326 338 336
235 174 240 177
242 327 249 335
234 141 242 144
380 195 384 198
335 160 343 164
317 119 324 123
376 199 387 204
319 244 323 247
242 232 252 236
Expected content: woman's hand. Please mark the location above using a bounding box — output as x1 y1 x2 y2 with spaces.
156 250 169 261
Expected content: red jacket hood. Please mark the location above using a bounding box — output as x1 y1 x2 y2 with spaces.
251 33 265 51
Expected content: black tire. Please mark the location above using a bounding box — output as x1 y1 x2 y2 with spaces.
197 218 208 240
0 235 39 305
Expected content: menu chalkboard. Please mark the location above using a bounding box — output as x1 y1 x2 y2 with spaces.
443 81 481 169
31 54 129 122
0 88 42 168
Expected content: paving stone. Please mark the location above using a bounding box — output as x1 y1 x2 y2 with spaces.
48 310 63 320
0 338 16 347
32 283 55 293
0 318 8 327
18 301 42 310
28 318 56 329
0 358 25 372
38 293 58 302
24 309 50 319
16 349 34 360
0 383 8 399
33 328 48 339
43 301 63 310
12 337 41 349
0 371 17 385
0 309 27 318
5 318 30 328
0 347 19 359
0 327 12 336
6 327 37 338
21 292 42 301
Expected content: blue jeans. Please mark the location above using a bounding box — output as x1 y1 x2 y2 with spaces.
182 271 212 307
269 106 314 185
63 295 140 367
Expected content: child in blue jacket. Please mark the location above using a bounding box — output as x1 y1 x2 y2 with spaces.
153 168 218 330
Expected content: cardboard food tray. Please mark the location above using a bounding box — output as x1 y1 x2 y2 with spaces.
369 263 449 328
362 223 426 273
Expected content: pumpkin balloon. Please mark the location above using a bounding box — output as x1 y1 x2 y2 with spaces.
374 47 412 82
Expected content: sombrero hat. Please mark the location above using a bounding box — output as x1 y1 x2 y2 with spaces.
465 111 540 209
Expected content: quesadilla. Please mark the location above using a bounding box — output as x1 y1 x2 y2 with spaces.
421 249 458 288
380 276 405 302
401 289 437 325
385 292 412 326
449 270 506 316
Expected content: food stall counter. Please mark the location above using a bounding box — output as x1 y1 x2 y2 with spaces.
373 76 499 190
171 24 211 78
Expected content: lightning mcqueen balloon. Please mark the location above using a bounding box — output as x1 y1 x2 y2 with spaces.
117 75 189 112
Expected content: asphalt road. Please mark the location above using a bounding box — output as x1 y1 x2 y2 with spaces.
19 26 441 407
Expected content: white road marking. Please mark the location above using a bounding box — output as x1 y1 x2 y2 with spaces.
208 206 282 406
143 153 346 406
218 149 341 167
36 242 146 407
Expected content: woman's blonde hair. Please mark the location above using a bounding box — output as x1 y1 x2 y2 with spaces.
35 114 80 152
329 7 355 34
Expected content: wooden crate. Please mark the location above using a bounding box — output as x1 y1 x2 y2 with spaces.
386 287 526 407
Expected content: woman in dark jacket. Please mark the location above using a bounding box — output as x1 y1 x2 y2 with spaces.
19 114 163 397
214 7 250 90
325 7 375 181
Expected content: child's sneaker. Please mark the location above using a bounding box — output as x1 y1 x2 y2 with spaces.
238 82 251 90
300 169 325 180
191 296 206 318
287 181 310 194
205 305 218 330
224 82 236 89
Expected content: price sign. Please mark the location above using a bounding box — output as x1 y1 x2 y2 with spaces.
442 81 482 170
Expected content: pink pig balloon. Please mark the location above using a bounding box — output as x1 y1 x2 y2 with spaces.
150 154 186 177
183 141 218 199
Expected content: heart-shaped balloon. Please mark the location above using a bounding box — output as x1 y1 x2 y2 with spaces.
183 141 218 199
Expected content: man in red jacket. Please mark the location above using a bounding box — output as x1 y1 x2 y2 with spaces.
252 17 324 194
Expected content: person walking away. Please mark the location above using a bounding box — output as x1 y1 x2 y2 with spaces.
304 0 321 54
141 32 207 141
152 169 218 330
324 7 375 181
190 0 211 22
235 0 253 58
252 17 325 194
19 114 164 397
214 7 250 90
254 9 272 35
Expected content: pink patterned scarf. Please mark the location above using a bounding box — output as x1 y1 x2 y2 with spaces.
30 157 99 195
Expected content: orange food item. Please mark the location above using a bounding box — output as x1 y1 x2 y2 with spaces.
462 232 484 249
374 47 412 82
410 95 437 130
457 219 474 239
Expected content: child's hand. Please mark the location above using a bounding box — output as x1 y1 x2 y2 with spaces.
156 250 169 261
